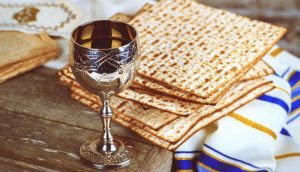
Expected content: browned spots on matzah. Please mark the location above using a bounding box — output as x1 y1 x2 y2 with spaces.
118 88 202 116
59 56 274 105
60 62 273 117
118 78 271 143
132 60 274 104
242 60 274 80
129 0 286 98
113 84 274 150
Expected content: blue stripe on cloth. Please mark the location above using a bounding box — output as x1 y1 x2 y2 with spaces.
174 159 195 170
204 144 272 172
288 73 300 123
288 113 300 124
281 67 291 78
196 165 211 172
280 128 291 136
291 99 300 112
291 87 300 97
288 70 300 87
198 150 247 172
257 95 289 114
175 151 201 154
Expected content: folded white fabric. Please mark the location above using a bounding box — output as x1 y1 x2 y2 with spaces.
175 46 300 172
76 0 155 20
0 0 85 38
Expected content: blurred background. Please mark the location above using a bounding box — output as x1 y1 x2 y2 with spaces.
198 0 300 57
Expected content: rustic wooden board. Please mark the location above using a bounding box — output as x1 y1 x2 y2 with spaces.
0 155 57 172
0 67 173 171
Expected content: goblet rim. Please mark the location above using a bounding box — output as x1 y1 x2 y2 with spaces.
70 19 138 51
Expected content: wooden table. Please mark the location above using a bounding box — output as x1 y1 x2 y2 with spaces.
0 67 173 172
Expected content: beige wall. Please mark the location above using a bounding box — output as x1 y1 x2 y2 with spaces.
197 0 300 57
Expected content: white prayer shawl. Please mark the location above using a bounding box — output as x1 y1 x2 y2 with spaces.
175 46 300 172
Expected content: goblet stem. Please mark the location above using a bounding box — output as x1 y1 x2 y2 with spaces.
99 99 117 153
79 97 133 168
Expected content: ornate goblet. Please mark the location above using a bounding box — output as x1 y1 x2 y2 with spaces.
69 20 139 169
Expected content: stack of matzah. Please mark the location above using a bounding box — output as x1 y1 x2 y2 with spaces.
0 32 58 84
58 0 286 151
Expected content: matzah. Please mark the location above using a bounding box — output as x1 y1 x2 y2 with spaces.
118 78 271 143
133 3 275 81
108 13 132 23
129 0 286 99
57 69 80 87
113 84 274 150
68 77 271 142
71 84 274 150
70 86 179 130
242 60 274 80
119 88 201 116
132 60 274 104
131 61 251 105
0 31 58 84
61 63 271 116
118 67 268 116
0 51 57 83
0 31 58 68
60 56 274 105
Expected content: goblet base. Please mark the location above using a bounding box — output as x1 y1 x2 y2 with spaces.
79 137 133 169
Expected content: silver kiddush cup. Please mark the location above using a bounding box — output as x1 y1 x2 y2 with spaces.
69 20 139 169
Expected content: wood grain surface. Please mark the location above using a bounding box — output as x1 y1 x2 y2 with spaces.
0 67 172 172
